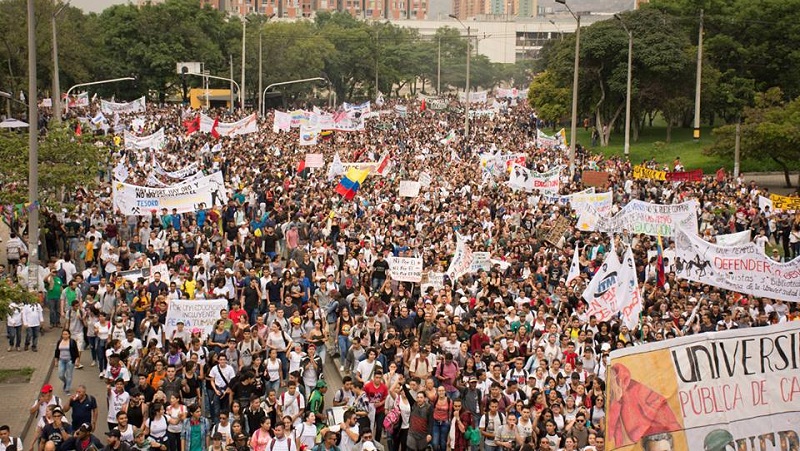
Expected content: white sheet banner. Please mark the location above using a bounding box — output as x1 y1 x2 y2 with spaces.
758 195 774 212
470 252 492 273
113 162 129 182
119 267 151 282
618 246 643 330
65 92 89 108
418 172 432 187
299 125 319 146
508 164 561 193
273 111 292 133
398 181 421 198
495 87 526 99
343 101 371 118
447 235 474 281
468 109 496 119
582 247 622 321
675 227 800 302
154 160 199 180
543 187 595 205
304 153 324 168
420 271 445 293
200 113 258 137
164 299 228 339
113 171 228 216
101 96 146 115
594 199 699 237
387 257 423 283
458 90 488 103
571 190 613 216
714 230 751 246
124 128 166 151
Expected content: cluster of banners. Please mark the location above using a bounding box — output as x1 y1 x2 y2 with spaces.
508 164 562 194
606 321 800 451
100 97 146 115
124 128 166 151
64 92 89 108
580 199 699 237
274 108 366 137
495 87 527 99
164 299 229 339
113 171 228 216
675 227 800 302
200 113 258 137
582 246 642 330
457 91 488 103
387 257 423 283
633 165 704 182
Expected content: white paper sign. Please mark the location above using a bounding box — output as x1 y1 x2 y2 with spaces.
418 172 432 187
387 257 423 283
164 299 228 339
447 235 474 281
398 181 421 198
304 153 324 168
470 252 492 273
420 271 445 293
124 128 166 151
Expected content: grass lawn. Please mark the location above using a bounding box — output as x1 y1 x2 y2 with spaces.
0 367 34 384
556 124 798 174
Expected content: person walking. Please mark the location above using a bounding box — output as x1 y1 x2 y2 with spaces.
54 329 80 394
5 301 23 352
22 301 44 352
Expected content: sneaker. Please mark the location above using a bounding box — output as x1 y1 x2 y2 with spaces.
15 347 20 352
75 364 84 369
339 365 344 372
32 347 37 352
6 347 11 352
99 373 104 379
24 345 29 351
90 361 96 367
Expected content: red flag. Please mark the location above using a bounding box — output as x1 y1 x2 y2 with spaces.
376 152 391 176
183 115 200 135
420 98 426 111
296 160 306 173
75 122 82 136
211 117 220 139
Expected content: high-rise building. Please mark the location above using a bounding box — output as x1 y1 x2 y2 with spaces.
451 0 483 20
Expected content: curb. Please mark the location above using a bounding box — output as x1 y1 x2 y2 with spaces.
20 339 57 445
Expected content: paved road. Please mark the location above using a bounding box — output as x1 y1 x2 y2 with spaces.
16 348 344 445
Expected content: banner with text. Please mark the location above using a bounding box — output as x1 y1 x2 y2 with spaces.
458 90 488 103
675 227 800 302
113 171 228 216
124 128 166 151
200 113 258 137
508 164 561 193
596 200 699 237
387 257 423 283
447 235 474 281
101 97 146 115
633 165 667 181
665 169 703 183
165 299 229 339
769 193 800 211
398 180 421 198
606 321 800 451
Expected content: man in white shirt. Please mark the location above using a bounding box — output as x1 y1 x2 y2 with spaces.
209 354 237 423
278 380 306 426
334 410 360 451
354 348 382 384
22 301 44 352
266 423 294 451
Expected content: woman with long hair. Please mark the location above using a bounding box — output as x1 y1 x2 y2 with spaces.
165 394 187 451
264 348 283 393
335 308 354 370
248 416 272 451
144 402 169 450
305 319 328 363
54 329 80 393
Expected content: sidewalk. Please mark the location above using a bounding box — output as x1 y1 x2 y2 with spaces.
0 321 58 444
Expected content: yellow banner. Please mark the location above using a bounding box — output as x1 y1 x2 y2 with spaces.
633 165 666 181
769 193 800 210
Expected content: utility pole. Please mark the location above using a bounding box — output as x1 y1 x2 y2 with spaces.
258 24 263 115
437 37 441 94
27 0 40 274
465 26 471 137
230 54 234 112
693 9 703 141
241 17 246 109
51 1 70 125
733 119 741 178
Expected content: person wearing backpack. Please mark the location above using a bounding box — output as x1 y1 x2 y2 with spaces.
0 424 23 451
479 399 505 451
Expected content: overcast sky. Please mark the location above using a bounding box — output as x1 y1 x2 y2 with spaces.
71 0 128 14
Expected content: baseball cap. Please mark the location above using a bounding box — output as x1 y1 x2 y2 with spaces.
41 384 53 393
52 407 64 416
79 423 93 432
106 430 121 438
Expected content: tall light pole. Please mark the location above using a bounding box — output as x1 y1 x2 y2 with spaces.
51 0 70 125
261 77 325 112
436 36 441 94
548 19 564 40
64 77 135 113
615 13 632 158
27 0 40 273
257 14 276 117
556 0 580 176
693 9 703 140
241 15 246 109
186 72 240 114
449 14 471 138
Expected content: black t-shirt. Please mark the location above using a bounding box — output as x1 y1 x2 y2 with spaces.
69 395 98 430
372 259 389 279
242 286 260 312
41 423 73 448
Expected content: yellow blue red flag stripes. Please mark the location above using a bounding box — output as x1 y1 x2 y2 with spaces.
335 167 370 200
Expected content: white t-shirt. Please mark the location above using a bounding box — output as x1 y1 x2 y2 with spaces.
108 390 130 423
278 390 305 420
338 423 359 451
479 412 504 447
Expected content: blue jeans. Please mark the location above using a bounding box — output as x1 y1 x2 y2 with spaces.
96 339 107 372
277 351 289 380
266 379 280 396
6 325 21 348
58 359 75 392
87 336 98 363
337 335 350 366
25 326 40 349
46 298 60 327
432 420 450 451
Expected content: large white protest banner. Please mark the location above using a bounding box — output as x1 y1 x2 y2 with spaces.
343 101 371 118
758 195 774 213
273 111 292 133
387 257 423 283
164 299 228 339
674 227 800 302
582 249 622 321
458 90 488 103
494 87 527 99
508 164 561 193
113 171 228 216
124 128 166 150
299 125 319 146
447 235 474 281
606 322 800 451
470 252 492 273
65 92 89 108
304 153 324 168
570 190 613 216
113 162 129 182
618 246 643 330
590 200 699 237
200 113 258 137
153 159 199 180
714 230 751 247
101 97 146 115
398 181 421 198
119 267 151 282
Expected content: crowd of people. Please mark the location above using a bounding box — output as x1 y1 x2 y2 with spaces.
2 94 800 451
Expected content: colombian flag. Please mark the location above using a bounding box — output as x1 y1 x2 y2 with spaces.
656 235 665 288
335 167 370 201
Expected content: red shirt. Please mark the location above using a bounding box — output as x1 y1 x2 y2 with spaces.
470 333 490 353
363 380 389 414
229 308 248 325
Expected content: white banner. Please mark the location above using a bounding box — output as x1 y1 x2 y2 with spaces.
164 299 228 339
398 180 421 198
299 125 319 146
420 271 445 293
64 92 89 108
758 195 774 213
113 171 228 216
119 267 150 282
327 153 345 181
715 230 751 246
418 172 432 187
101 96 146 115
494 87 526 99
592 199 699 237
447 235 474 281
154 159 199 180
124 128 166 151
675 227 800 302
470 252 492 273
468 109 496 119
304 153 324 168
458 90 488 103
570 190 613 216
343 101 371 118
200 113 258 137
582 248 622 322
607 322 800 451
113 162 129 182
508 164 561 193
273 111 292 133
618 246 643 330
387 257 423 283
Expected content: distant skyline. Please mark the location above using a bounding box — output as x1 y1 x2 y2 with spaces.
71 0 127 14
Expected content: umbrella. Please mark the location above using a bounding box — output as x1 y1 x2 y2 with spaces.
0 118 29 128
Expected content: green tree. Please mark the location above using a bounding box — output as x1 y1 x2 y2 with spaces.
0 282 39 319
528 70 569 127
707 88 800 187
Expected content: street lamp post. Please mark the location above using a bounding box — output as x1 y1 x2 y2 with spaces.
548 19 564 40
27 0 40 274
261 77 325 113
257 14 276 117
449 14 471 138
615 13 633 158
693 9 704 140
186 72 240 113
241 16 246 109
64 77 135 113
436 37 441 94
556 0 580 176
51 0 70 125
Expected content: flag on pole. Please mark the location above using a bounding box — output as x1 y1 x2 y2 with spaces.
566 244 581 285
558 128 568 146
210 117 220 139
183 115 200 135
75 122 82 136
327 152 345 181
656 235 666 288
440 130 456 145
335 167 370 200
375 152 391 176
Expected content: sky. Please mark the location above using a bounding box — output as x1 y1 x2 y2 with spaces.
71 0 127 14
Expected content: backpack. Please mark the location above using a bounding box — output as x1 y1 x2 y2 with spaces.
4 436 22 451
269 437 293 451
482 411 505 433
281 391 302 411
382 395 402 435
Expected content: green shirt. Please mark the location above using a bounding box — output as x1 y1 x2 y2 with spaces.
46 276 63 300
189 422 203 451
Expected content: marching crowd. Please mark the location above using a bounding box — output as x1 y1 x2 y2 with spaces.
2 95 800 451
